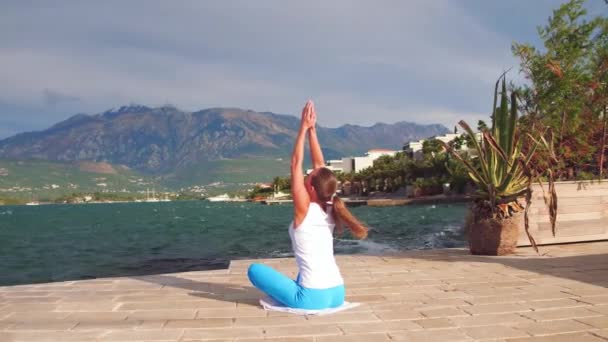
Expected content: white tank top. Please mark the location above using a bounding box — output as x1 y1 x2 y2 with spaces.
288 202 344 289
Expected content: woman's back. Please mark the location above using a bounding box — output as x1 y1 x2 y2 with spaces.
247 101 363 309
289 202 343 289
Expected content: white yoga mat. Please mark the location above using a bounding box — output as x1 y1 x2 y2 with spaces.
259 298 360 316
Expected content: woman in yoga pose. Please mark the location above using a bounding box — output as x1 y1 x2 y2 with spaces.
247 100 368 310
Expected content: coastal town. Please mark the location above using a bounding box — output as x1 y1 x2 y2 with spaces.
0 131 475 206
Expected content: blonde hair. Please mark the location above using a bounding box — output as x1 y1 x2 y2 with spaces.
311 168 368 239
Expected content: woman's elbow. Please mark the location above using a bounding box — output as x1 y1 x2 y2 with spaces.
290 157 301 170
290 165 301 176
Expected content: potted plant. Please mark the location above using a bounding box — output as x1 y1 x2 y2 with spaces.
441 74 557 255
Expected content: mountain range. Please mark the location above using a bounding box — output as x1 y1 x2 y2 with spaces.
0 105 449 185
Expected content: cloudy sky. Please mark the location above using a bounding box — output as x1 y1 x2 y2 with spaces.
0 1 605 138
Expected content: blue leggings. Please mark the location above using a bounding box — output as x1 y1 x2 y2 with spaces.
247 263 345 310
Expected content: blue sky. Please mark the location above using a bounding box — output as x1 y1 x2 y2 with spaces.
0 0 605 139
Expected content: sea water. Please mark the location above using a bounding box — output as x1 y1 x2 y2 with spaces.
0 201 467 286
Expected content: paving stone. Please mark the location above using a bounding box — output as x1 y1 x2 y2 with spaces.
98 329 183 341
0 331 105 341
114 294 198 302
0 321 15 330
522 307 601 321
577 295 608 305
316 333 392 342
125 309 196 320
186 327 264 339
72 320 143 331
462 303 531 315
196 307 266 318
339 320 419 334
563 287 608 297
64 311 128 322
371 302 420 311
236 338 312 342
414 317 456 329
490 281 534 288
592 329 608 339
575 315 608 328
526 298 587 310
235 298 262 307
449 313 533 327
588 305 608 315
234 316 307 327
1 304 58 312
518 291 575 301
263 324 341 338
164 318 233 329
462 287 525 297
57 302 119 312
465 295 526 305
375 309 424 321
345 294 386 303
306 312 380 324
462 325 529 340
506 332 606 342
389 328 472 341
516 320 593 336
1 296 60 304
426 290 472 299
0 242 606 341
1 291 52 298
1 312 71 322
134 319 167 330
9 321 78 331
117 300 234 311
418 298 471 309
419 307 470 318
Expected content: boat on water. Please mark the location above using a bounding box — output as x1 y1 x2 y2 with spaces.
206 194 231 202
206 194 247 202
26 192 40 205
145 188 160 202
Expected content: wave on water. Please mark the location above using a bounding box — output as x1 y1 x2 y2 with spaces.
0 210 12 215
419 223 465 249
269 250 294 258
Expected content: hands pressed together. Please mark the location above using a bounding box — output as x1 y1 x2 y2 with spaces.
300 100 317 130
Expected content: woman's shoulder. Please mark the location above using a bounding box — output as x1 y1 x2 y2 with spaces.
308 202 327 215
306 202 333 223
293 202 332 230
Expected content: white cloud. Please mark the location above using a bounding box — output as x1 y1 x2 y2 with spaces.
0 0 558 135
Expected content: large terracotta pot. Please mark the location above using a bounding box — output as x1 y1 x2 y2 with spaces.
466 210 521 256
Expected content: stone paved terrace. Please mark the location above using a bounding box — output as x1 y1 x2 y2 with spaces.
1 242 608 342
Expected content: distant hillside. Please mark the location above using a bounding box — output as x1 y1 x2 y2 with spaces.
0 160 158 200
0 105 449 185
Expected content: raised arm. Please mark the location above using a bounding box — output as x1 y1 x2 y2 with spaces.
291 101 314 227
308 103 325 169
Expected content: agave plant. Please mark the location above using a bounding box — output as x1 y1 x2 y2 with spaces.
441 73 557 252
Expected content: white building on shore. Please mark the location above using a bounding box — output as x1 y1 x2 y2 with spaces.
325 159 344 172
305 149 400 175
341 149 400 173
